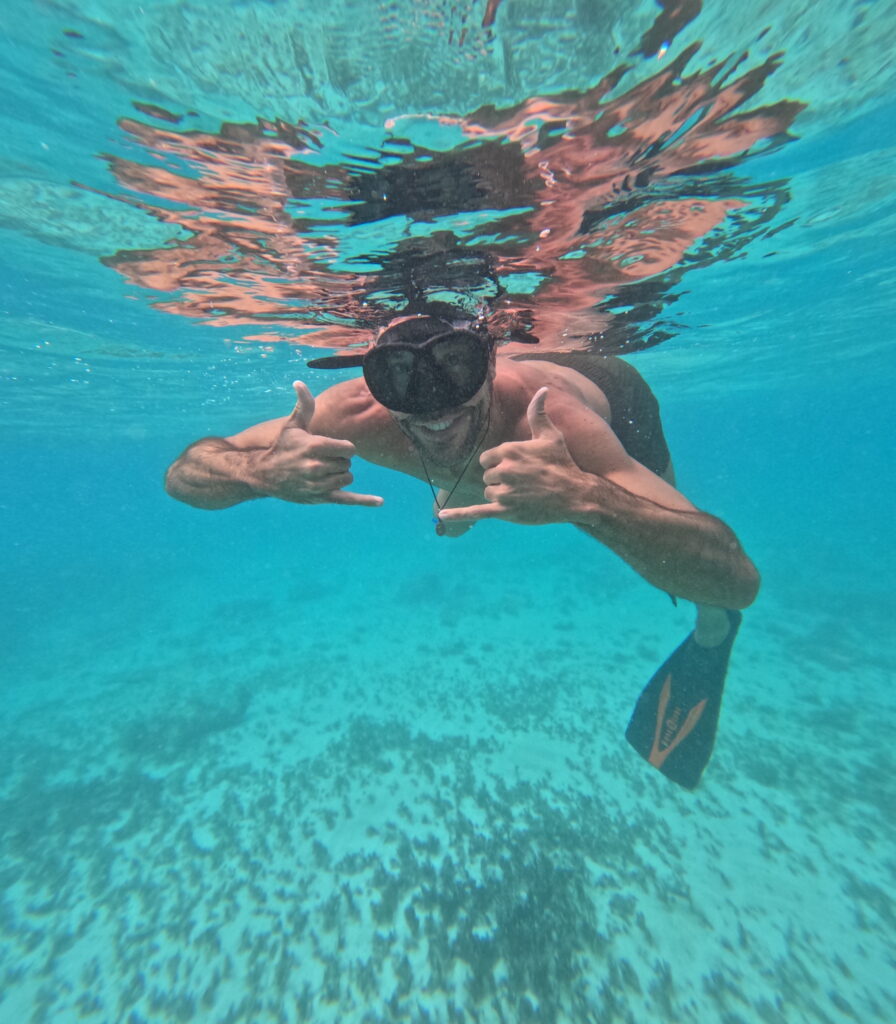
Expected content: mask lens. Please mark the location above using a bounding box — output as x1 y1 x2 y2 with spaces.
364 329 489 414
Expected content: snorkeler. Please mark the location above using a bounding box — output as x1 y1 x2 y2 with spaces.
165 315 759 789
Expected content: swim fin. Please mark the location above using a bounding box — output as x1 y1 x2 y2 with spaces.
625 611 742 789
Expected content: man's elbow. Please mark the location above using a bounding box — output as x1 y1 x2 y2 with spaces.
730 560 761 610
164 462 189 503
163 462 217 509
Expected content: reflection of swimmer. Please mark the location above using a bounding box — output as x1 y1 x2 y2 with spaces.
166 314 759 789
101 45 803 355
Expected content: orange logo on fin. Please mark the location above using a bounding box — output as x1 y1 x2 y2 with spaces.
648 674 707 769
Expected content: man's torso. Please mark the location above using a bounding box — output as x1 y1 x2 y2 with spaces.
323 357 616 503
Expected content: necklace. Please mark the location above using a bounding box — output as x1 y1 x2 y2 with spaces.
418 405 492 535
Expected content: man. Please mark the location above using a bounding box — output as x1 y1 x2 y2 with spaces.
166 314 759 788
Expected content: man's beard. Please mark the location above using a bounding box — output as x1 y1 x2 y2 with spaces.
401 398 489 471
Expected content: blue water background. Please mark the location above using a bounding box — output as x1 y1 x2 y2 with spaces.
2 2 895 1021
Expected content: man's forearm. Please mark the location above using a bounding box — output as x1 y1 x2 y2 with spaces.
165 438 262 510
572 477 760 609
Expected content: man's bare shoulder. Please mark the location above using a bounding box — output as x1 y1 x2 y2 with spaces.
489 356 637 482
223 377 388 449
314 378 413 464
312 377 383 436
497 355 612 422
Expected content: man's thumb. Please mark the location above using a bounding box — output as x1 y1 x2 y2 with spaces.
526 386 560 439
288 380 315 430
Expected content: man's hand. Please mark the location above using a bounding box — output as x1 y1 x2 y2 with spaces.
433 493 474 538
438 387 589 526
253 381 383 506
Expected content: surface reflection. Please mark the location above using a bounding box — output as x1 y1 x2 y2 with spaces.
91 40 803 355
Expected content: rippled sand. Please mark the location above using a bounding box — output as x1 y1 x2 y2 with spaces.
3 542 892 1024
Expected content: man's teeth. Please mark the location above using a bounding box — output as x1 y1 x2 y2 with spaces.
423 418 454 431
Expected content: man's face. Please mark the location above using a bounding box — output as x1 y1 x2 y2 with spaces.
391 376 492 467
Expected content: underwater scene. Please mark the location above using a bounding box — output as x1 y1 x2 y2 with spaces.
1 1 894 1021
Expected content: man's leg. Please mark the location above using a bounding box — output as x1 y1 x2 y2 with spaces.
626 460 743 788
561 361 746 787
659 462 736 648
694 604 737 646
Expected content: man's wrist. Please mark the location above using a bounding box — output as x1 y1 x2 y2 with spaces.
566 474 620 529
236 449 273 498
199 442 267 500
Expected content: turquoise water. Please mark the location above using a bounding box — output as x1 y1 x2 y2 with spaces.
2 2 895 1022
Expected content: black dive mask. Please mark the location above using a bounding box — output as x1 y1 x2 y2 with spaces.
307 317 493 415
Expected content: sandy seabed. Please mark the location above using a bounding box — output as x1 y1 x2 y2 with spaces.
2 551 894 1024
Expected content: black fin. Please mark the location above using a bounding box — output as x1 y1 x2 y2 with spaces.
625 611 742 789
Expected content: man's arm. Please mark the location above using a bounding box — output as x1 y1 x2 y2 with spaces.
164 381 383 511
165 434 277 509
438 388 759 609
569 478 759 608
